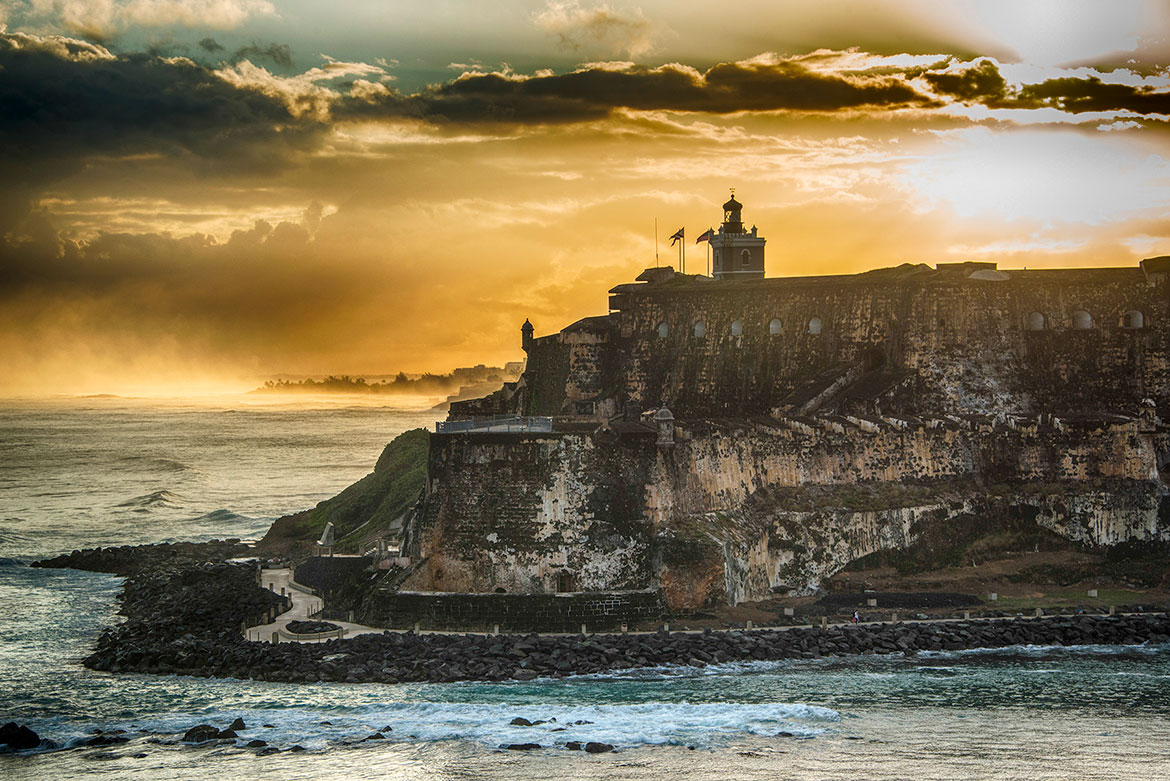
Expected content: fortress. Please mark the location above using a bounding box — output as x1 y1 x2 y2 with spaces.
397 194 1170 613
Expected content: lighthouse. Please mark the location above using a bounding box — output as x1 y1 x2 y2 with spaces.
709 193 766 281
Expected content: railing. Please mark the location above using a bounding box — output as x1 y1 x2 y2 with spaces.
435 416 553 434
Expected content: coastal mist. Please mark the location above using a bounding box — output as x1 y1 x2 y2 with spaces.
2 398 1170 779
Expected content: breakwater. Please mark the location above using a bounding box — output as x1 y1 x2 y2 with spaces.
53 551 1170 685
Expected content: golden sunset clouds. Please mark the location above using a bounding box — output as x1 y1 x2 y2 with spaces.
2 2 1170 394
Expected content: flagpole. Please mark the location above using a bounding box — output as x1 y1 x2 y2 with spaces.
682 231 686 275
654 219 658 267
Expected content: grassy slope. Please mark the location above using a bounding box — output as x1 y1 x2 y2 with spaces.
255 428 428 556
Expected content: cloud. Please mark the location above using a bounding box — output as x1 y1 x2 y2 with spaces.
340 57 940 124
231 41 292 68
0 30 323 229
921 58 1011 104
534 1 656 59
198 36 224 52
1017 75 1170 115
25 0 277 40
921 57 1170 116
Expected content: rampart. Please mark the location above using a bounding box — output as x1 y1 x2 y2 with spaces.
359 588 666 632
516 262 1170 420
403 410 1169 606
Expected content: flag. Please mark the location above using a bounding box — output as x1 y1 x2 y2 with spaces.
695 227 714 244
669 227 684 246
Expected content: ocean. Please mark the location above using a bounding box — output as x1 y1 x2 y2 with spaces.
2 396 1170 779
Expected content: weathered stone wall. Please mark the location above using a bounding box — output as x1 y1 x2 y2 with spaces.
522 265 1170 419
402 430 657 594
407 413 1168 607
359 588 666 632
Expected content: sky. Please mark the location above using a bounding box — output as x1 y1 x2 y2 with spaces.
4 0 1170 394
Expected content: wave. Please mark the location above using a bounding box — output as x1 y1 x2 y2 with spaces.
114 456 197 474
115 490 183 511
29 701 841 754
191 509 250 523
916 641 1170 660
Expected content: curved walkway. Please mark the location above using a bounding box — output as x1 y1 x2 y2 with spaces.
245 568 383 643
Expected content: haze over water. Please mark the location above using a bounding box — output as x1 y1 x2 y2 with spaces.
0 396 1169 779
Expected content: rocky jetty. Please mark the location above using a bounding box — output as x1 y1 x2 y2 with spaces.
77 557 1170 683
32 540 252 577
83 561 288 675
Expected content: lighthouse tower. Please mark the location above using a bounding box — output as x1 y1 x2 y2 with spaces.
710 193 766 281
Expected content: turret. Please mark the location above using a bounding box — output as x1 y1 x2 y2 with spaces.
655 406 675 449
521 318 534 352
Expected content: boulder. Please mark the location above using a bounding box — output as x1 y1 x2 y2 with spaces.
228 717 247 731
0 722 41 751
182 724 219 743
584 742 614 753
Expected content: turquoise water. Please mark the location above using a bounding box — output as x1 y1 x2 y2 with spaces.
3 398 1170 778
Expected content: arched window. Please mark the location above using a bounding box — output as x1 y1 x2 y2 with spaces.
741 249 751 267
693 321 706 338
657 322 669 339
768 318 782 335
730 319 744 336
714 249 721 269
1027 312 1046 331
808 317 823 335
1071 310 1093 330
1123 310 1145 329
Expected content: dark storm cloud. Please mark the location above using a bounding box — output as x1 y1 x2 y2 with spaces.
231 42 293 68
338 60 941 124
921 58 1011 104
1016 76 1170 115
199 37 225 53
0 31 324 227
921 58 1170 116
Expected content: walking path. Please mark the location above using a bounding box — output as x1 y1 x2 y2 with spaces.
245 568 383 643
247 568 1149 644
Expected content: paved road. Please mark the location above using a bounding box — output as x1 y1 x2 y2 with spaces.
245 568 383 643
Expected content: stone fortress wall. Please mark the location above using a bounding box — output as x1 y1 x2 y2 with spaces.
403 405 1168 606
521 261 1170 420
411 199 1170 610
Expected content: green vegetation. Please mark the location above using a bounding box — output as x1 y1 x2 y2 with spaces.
262 428 429 554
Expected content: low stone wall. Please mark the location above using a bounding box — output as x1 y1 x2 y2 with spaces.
360 589 666 632
291 555 372 596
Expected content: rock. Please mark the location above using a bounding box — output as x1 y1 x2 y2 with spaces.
512 670 538 681
584 742 614 753
510 717 540 726
504 743 542 750
380 725 393 732
82 734 130 747
288 744 306 752
216 729 237 739
364 732 385 741
0 722 41 751
565 741 583 750
246 739 267 748
257 746 280 756
228 718 247 731
182 724 219 743
776 731 795 738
